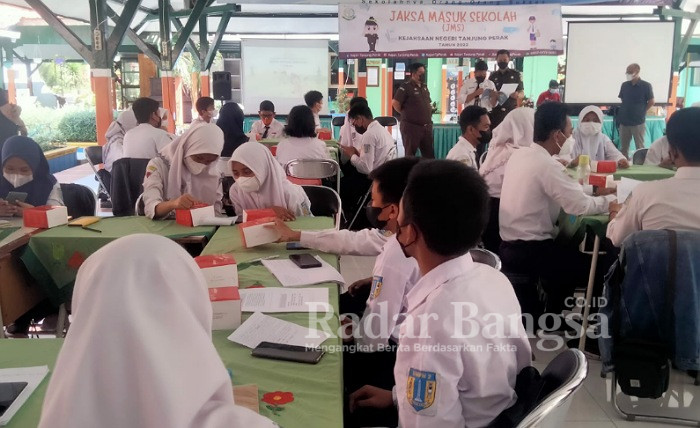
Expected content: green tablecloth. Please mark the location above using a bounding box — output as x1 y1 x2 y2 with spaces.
20 217 217 306
243 117 334 134
566 165 675 182
432 116 666 160
556 212 609 247
202 216 343 428
259 138 339 149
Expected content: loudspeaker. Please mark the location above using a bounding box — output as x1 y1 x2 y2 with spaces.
212 71 232 101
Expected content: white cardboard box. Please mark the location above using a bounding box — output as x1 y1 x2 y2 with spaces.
195 254 239 288
208 286 241 330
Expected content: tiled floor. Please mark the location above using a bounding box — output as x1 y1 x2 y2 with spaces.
339 255 700 427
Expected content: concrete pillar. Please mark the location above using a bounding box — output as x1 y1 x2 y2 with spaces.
200 70 210 97
357 72 367 98
161 70 177 134
7 69 16 104
91 69 114 145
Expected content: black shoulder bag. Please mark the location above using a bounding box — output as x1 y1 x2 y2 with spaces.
613 230 676 399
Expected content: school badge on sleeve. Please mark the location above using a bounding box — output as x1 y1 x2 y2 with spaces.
369 275 383 300
406 368 437 415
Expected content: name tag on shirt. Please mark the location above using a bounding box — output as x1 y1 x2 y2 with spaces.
370 275 384 301
407 368 437 415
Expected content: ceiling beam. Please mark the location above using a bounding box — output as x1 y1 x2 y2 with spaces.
204 9 230 70
105 4 161 67
106 0 142 60
24 0 92 63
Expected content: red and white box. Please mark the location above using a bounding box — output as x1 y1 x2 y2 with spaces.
240 217 280 248
591 160 617 174
588 174 608 188
242 208 276 223
195 254 238 288
208 286 241 330
23 205 68 229
176 203 212 227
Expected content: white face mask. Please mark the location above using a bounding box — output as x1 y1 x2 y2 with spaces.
236 176 261 193
579 122 602 136
184 157 207 176
626 73 637 81
4 172 33 188
549 89 558 94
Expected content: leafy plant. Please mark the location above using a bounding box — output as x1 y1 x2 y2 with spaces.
21 106 67 150
335 89 351 113
57 109 97 142
38 62 90 97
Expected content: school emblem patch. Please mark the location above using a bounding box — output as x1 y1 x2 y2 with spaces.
406 368 437 413
369 275 383 300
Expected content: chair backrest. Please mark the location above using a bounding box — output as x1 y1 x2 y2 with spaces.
111 158 150 216
84 145 103 166
516 349 588 428
469 248 502 271
332 116 345 127
59 183 96 218
301 185 342 229
375 116 398 127
285 159 340 180
632 148 648 165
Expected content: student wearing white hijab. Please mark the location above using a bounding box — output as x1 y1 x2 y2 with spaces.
103 108 138 173
566 105 629 168
229 141 311 221
141 122 224 219
37 234 277 428
478 107 534 253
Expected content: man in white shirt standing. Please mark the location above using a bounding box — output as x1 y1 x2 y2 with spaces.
250 100 284 140
499 102 617 315
122 97 173 160
446 105 491 169
457 60 498 111
304 90 332 135
608 107 700 246
349 160 531 427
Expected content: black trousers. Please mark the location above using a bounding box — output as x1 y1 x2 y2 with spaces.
500 239 616 315
482 197 502 254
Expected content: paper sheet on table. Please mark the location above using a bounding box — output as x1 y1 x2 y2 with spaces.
193 216 237 226
240 288 331 313
499 83 519 97
227 312 330 349
262 256 345 287
0 366 49 426
617 177 642 203
233 384 260 414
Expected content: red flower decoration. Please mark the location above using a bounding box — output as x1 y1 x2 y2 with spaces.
67 251 86 270
262 391 294 406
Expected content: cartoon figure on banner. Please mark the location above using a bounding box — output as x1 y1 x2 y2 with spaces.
550 39 557 50
364 17 379 52
528 16 540 49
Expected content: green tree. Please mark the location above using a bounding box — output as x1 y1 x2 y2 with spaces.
38 62 90 96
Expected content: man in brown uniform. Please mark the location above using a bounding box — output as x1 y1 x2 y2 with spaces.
392 63 434 158
489 49 524 129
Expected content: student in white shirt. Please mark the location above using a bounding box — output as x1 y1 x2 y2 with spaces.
229 141 311 220
250 100 284 140
499 102 617 314
644 135 673 167
37 234 277 428
192 96 216 124
275 105 330 167
339 96 367 149
341 104 395 175
566 105 629 168
349 160 531 427
457 60 498 111
478 107 535 253
447 105 491 169
122 97 173 160
304 90 331 134
103 108 137 173
141 123 224 219
607 107 700 246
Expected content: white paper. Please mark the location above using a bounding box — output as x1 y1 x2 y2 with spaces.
227 312 330 349
239 288 331 313
499 83 519 97
241 222 281 248
0 366 50 426
617 177 642 203
262 255 345 287
194 216 237 226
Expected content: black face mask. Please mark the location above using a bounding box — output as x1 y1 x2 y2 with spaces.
478 129 492 145
355 126 367 135
497 61 509 70
396 223 416 259
366 204 390 229
475 75 486 84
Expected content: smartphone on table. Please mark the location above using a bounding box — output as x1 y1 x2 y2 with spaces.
289 253 322 269
252 341 325 364
5 192 28 205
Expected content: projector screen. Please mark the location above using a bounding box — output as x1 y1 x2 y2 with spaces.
564 22 675 105
241 39 329 115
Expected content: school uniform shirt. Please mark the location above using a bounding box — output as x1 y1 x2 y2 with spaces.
47 182 64 206
313 112 322 131
500 144 615 242
606 167 700 247
394 254 531 428
644 136 670 165
275 136 330 167
250 119 285 139
300 227 391 256
457 77 497 112
350 120 394 175
122 123 173 159
356 236 421 349
446 137 478 169
339 121 363 149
